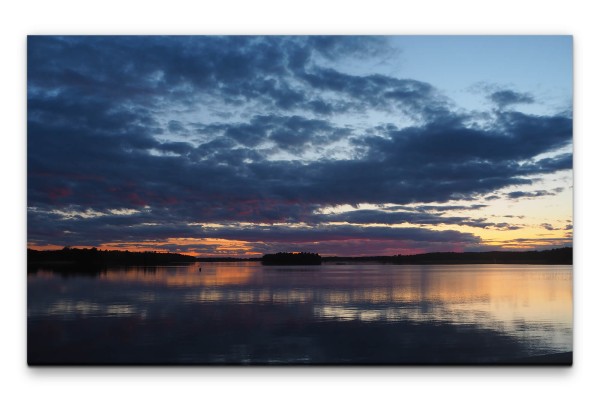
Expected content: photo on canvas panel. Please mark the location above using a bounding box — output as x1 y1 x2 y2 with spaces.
27 36 573 365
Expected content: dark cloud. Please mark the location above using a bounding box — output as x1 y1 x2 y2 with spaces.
540 223 556 231
27 36 572 253
491 223 523 231
167 120 187 134
307 36 390 60
205 224 481 244
201 114 348 152
533 154 573 172
489 90 535 108
409 204 488 212
299 67 449 120
27 36 404 119
360 111 571 165
27 205 481 251
318 208 522 231
507 190 556 199
224 123 268 147
320 209 484 227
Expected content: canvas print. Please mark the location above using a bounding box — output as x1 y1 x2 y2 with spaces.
27 36 573 365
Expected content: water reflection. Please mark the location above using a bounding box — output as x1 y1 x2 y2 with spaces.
100 263 257 287
28 262 572 364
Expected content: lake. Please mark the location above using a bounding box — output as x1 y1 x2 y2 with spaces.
27 263 573 365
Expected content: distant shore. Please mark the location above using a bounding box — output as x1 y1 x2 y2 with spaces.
208 247 573 265
323 247 572 265
27 248 196 273
28 247 572 272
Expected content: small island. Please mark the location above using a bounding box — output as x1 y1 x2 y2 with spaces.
261 252 322 266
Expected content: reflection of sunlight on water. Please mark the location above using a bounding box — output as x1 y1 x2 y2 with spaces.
99 263 257 287
310 265 572 352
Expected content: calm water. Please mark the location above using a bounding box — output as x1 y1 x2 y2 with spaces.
27 263 572 364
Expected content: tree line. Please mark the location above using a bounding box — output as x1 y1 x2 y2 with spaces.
323 247 573 265
28 247 197 272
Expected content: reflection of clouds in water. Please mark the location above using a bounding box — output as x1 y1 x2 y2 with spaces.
105 304 137 316
47 301 101 316
177 279 571 353
29 300 139 319
312 299 572 352
313 306 388 322
184 289 312 304
181 283 570 325
26 265 574 365
313 303 455 323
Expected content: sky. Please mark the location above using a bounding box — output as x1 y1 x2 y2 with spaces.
27 35 573 257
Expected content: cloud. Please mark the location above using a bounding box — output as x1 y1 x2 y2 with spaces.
489 90 535 108
199 114 349 153
299 67 449 121
507 190 556 199
411 204 489 212
319 209 485 228
540 223 559 231
27 36 573 254
27 204 482 252
317 208 523 231
491 223 523 231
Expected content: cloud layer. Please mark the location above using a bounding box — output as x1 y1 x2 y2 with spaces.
27 36 573 255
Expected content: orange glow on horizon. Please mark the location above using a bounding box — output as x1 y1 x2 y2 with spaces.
27 237 264 258
27 234 572 257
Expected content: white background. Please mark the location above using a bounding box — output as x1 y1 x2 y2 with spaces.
2 1 597 400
